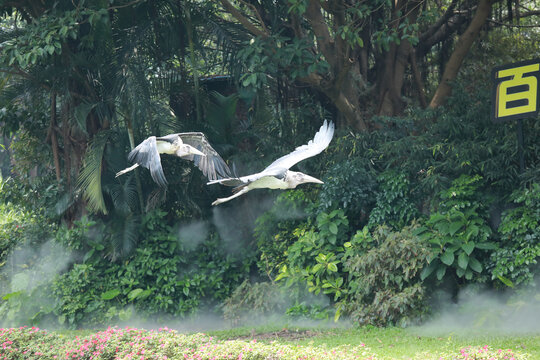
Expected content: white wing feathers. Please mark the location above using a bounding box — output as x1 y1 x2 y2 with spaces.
127 136 168 187
178 132 232 181
264 120 334 172
207 120 334 187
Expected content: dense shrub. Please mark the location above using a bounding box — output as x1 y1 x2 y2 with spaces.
368 171 418 230
276 209 350 304
490 184 540 287
343 223 431 326
318 158 377 226
222 280 288 325
415 175 496 286
51 210 251 328
254 190 314 279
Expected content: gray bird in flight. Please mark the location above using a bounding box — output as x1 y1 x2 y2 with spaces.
208 120 334 206
116 132 231 187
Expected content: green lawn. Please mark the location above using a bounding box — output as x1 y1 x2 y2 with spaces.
209 325 540 359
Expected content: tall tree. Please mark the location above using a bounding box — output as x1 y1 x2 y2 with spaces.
217 0 539 130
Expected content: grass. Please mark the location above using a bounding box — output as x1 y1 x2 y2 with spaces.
208 325 540 359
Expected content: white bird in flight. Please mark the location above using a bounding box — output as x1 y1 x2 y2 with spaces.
116 132 231 187
208 120 334 206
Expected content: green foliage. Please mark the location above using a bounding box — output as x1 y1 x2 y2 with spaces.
343 223 431 326
318 159 377 225
77 130 114 214
416 175 495 283
276 209 349 303
222 280 288 325
50 210 251 328
254 190 313 279
368 171 418 230
52 263 107 327
237 34 329 91
490 184 540 287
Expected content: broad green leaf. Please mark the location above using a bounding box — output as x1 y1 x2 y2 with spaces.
462 242 475 255
327 262 338 272
139 289 152 299
420 261 438 280
83 249 95 263
440 250 455 266
497 275 514 288
469 257 482 273
457 252 469 270
127 288 144 301
436 265 447 280
101 289 121 300
476 242 497 250
334 304 342 322
312 263 323 273
2 291 22 300
328 223 338 235
448 221 463 235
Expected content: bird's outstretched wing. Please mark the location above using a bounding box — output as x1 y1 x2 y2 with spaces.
178 132 232 181
264 120 334 172
127 136 168 187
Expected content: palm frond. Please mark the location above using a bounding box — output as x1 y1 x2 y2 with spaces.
106 174 138 214
109 211 140 259
77 130 113 214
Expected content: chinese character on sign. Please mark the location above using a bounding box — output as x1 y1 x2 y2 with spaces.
492 58 540 122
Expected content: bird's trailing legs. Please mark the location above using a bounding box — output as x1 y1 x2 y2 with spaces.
115 163 140 178
211 187 250 206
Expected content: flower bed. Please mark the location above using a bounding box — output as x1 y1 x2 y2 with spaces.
0 326 530 360
1 326 374 359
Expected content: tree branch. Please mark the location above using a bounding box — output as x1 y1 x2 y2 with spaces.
237 0 269 34
429 0 493 108
305 0 336 69
219 0 269 38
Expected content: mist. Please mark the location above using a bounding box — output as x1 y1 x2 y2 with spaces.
414 285 540 336
2 239 73 294
177 220 209 251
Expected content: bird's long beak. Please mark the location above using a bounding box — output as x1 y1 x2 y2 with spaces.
303 175 324 184
190 148 206 157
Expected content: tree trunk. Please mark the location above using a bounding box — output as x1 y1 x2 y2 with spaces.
49 92 62 182
429 0 493 108
62 102 72 189
376 0 421 116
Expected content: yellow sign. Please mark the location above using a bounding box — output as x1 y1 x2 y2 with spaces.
492 59 540 122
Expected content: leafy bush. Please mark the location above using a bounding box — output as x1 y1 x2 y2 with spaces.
343 223 431 326
368 171 418 230
51 210 251 328
490 183 540 287
276 209 349 305
416 175 496 284
254 190 313 279
318 158 377 226
222 280 288 325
